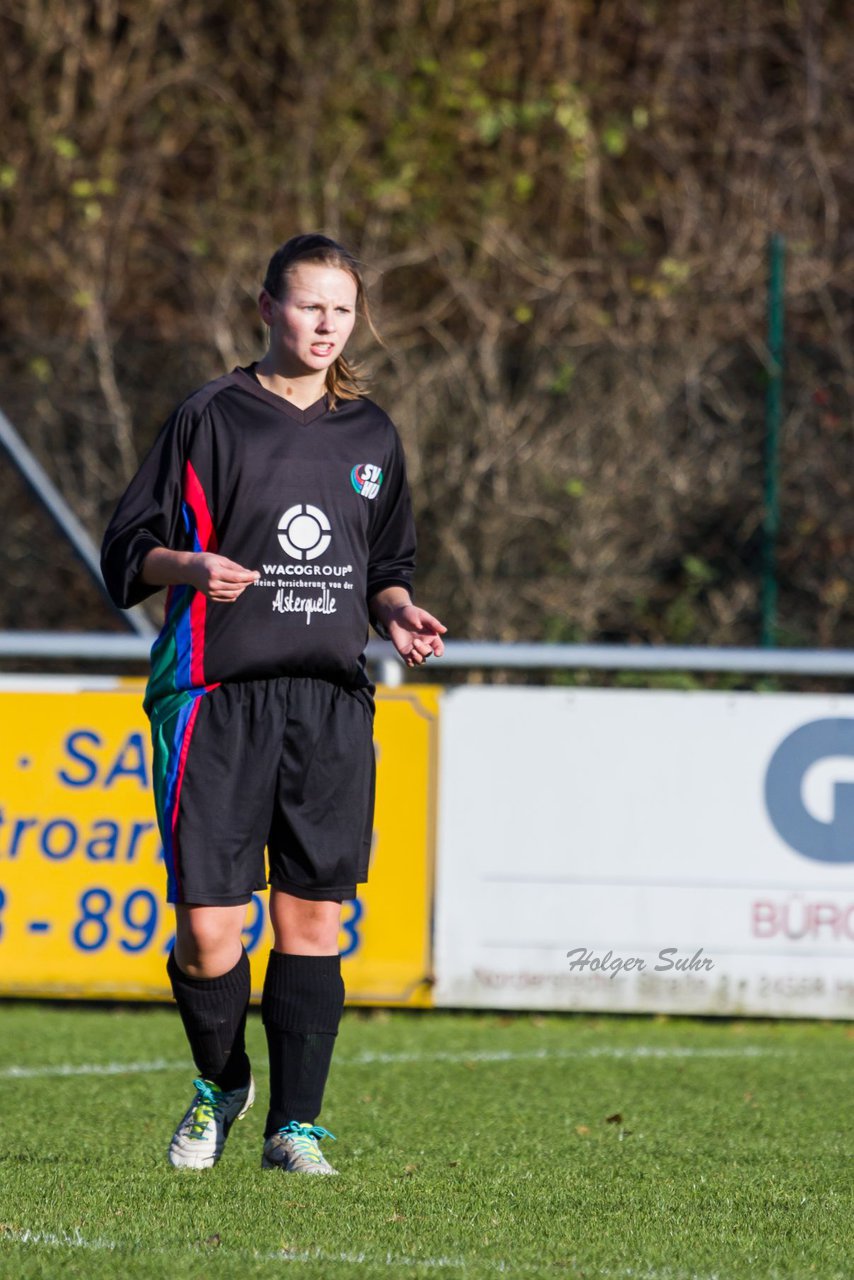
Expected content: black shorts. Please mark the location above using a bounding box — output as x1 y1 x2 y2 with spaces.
156 677 376 905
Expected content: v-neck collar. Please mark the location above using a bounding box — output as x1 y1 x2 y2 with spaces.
233 365 329 425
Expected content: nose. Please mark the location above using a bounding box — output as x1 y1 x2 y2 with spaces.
316 309 335 333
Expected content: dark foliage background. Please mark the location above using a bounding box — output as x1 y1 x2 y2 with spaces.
1 0 851 646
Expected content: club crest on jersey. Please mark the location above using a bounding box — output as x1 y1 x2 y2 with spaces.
351 463 384 500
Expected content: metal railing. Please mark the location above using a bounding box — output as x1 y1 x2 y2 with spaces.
3 632 854 688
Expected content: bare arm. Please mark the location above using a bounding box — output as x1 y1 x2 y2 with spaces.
141 548 259 603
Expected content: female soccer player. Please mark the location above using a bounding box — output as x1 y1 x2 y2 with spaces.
101 233 445 1174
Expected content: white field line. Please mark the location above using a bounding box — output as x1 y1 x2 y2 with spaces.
0 1058 186 1079
341 1045 782 1065
1 1227 117 1253
268 1247 723 1278
0 1043 790 1081
0 1225 726 1278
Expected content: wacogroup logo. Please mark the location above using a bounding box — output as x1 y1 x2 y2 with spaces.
351 463 383 500
277 504 331 561
765 719 854 864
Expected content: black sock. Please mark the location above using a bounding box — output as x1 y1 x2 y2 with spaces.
167 947 252 1092
262 951 345 1138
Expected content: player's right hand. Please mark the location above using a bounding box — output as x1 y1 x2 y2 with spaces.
188 553 260 602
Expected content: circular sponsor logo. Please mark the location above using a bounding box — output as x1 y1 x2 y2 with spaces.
277 504 332 561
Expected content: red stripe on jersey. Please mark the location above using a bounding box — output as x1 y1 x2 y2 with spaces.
183 460 218 687
184 460 218 554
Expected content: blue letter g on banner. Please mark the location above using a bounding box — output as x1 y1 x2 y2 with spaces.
765 719 854 864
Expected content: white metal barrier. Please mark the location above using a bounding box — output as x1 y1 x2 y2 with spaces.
3 633 854 685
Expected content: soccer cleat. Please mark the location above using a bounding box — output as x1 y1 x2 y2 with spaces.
261 1121 338 1175
168 1074 255 1170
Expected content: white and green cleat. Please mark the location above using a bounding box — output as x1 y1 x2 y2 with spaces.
261 1121 338 1175
168 1075 255 1170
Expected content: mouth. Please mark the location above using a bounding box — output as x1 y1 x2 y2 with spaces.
310 343 335 357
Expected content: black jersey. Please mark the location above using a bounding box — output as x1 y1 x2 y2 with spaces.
101 367 415 701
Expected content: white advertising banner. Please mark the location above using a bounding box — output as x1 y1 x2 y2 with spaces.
434 688 854 1017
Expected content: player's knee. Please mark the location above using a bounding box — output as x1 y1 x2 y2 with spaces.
175 905 244 974
274 896 341 953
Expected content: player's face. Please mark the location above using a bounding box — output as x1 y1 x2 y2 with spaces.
262 263 358 375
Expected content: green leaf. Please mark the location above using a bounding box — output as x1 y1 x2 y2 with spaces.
660 257 691 283
555 102 588 140
550 362 576 395
52 136 79 160
682 555 716 584
602 124 627 157
513 173 534 200
28 356 52 384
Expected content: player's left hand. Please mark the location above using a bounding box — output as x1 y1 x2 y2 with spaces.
386 605 447 668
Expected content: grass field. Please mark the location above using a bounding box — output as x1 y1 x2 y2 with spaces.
0 1004 850 1280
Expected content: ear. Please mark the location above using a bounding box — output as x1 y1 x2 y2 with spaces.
258 289 278 327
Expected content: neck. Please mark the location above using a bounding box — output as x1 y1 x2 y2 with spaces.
254 358 327 410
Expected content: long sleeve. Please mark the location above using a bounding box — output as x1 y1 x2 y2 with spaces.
100 406 198 609
366 428 416 602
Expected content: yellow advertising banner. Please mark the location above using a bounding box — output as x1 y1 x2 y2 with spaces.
0 679 438 1006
